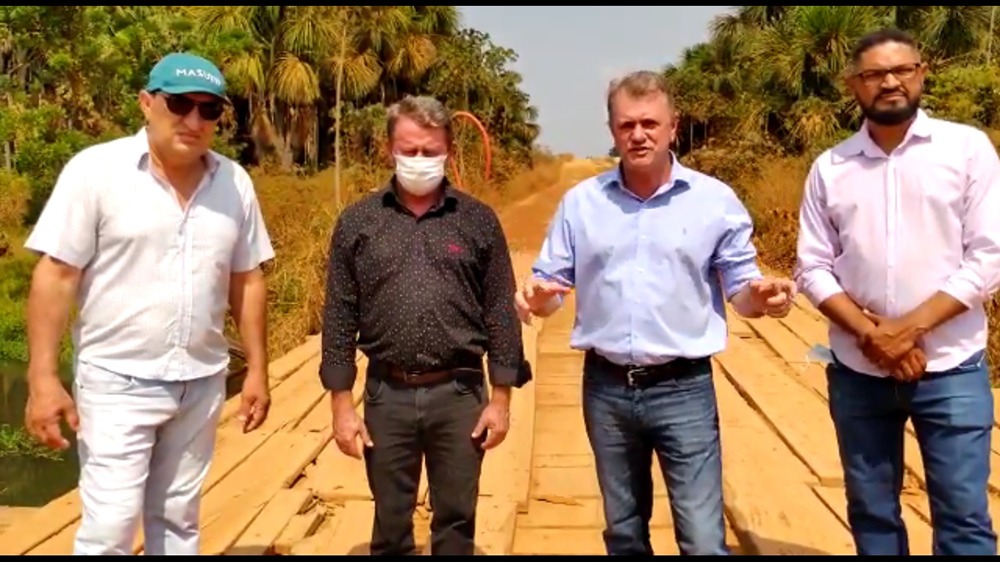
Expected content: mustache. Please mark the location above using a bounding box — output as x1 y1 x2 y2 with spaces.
877 90 906 100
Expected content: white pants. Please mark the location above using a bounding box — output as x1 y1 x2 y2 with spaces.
71 362 226 555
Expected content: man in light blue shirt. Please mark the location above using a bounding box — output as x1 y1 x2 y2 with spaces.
516 70 796 555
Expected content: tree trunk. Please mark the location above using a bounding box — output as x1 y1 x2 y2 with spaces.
334 26 347 210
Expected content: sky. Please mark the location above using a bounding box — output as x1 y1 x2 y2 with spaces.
456 6 733 158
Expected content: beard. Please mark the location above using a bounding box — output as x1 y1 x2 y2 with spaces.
860 92 920 126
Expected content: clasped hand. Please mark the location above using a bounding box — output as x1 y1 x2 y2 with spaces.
858 311 927 382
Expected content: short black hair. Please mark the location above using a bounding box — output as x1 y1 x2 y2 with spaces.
851 28 920 66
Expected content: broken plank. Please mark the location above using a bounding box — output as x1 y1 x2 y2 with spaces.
715 336 845 486
197 432 327 554
711 362 855 554
288 517 341 555
273 510 325 555
225 488 314 555
321 501 374 555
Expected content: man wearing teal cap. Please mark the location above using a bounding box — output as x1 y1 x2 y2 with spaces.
22 52 275 554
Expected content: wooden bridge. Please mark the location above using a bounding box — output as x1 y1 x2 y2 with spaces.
3 159 1000 555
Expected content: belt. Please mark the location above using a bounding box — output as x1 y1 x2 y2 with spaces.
374 360 483 387
585 350 710 387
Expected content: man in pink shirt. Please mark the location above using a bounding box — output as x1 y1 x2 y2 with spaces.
795 28 1000 556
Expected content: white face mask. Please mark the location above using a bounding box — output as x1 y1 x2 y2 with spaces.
394 154 447 196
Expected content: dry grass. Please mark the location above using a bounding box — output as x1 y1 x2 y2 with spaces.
252 151 570 360
728 155 1000 385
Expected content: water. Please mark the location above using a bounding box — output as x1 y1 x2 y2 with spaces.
0 361 78 507
0 359 246 507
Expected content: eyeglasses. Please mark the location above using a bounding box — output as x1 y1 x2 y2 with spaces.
160 93 225 121
854 63 923 85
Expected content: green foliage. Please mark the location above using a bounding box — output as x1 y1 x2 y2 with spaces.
0 5 543 364
667 5 1000 163
0 424 63 460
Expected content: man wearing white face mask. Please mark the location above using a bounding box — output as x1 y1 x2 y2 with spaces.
320 95 532 555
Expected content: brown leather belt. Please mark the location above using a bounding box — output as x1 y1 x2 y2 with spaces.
585 350 710 387
379 362 484 387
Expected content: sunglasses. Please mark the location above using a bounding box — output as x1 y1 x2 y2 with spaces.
160 93 225 121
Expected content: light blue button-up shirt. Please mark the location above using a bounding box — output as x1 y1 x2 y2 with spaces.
532 158 762 366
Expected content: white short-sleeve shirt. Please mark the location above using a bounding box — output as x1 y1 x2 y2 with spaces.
25 128 276 381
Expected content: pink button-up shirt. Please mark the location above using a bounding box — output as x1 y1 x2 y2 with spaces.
794 109 1000 377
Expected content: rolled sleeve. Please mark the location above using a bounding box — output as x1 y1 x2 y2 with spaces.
232 188 276 273
940 129 1000 307
24 154 99 269
712 187 763 300
793 161 847 307
531 195 576 287
480 208 531 388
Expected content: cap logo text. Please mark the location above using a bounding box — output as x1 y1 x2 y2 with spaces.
175 68 222 87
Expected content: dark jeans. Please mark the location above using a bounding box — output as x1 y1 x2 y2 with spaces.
581 352 729 555
827 349 996 555
362 369 486 555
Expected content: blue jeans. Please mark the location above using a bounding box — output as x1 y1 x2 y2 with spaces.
581 352 729 555
827 349 997 555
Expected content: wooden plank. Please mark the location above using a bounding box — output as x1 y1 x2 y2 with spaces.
306 442 371 502
322 501 374 555
794 293 826 322
533 453 593 468
0 491 78 555
531 465 666 499
288 517 341 555
715 336 845 486
218 335 321 425
224 488 313 555
711 361 856 554
517 497 672 529
994 389 1000 428
779 306 829 348
473 499 518 555
0 507 38 534
743 316 813 365
535 384 580 407
727 314 754 337
196 432 327 555
811 485 932 555
513 528 679 555
273 510 324 555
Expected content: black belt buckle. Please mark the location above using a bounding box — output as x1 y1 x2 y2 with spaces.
395 367 428 383
625 365 650 387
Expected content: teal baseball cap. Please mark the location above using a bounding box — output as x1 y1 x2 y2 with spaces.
145 52 229 102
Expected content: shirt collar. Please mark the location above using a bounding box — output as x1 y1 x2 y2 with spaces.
380 175 459 212
604 151 692 198
839 108 934 159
